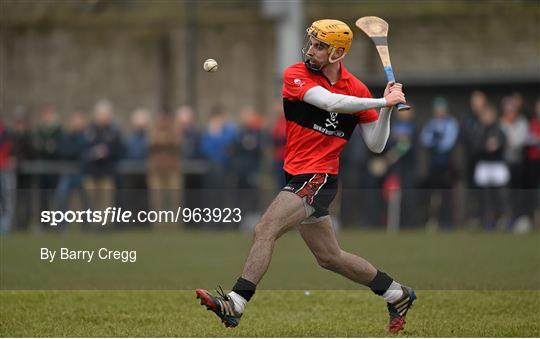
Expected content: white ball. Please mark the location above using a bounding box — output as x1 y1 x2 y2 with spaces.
203 58 218 72
304 290 311 296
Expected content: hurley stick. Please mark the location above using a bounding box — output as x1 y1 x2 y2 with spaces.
356 16 410 111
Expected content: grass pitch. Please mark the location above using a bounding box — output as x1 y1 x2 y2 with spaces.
1 290 539 337
1 230 539 337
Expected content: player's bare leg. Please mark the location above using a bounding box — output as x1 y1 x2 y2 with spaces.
298 216 377 284
299 217 416 333
196 191 308 327
241 191 308 283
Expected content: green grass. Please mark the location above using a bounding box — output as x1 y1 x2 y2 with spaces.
1 290 539 337
1 230 539 336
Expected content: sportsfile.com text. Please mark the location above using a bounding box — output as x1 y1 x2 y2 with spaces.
40 207 242 226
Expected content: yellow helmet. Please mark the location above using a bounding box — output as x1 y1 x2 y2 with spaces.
306 19 353 63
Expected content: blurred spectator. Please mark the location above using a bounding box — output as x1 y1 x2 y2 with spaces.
361 106 419 229
388 106 418 190
232 106 264 213
11 107 34 231
500 96 528 187
200 104 237 220
500 95 528 221
84 100 124 211
462 90 489 188
200 104 237 186
341 128 372 227
120 108 151 228
53 110 90 228
0 120 15 233
125 109 150 161
175 105 201 160
420 97 459 230
4 91 536 233
511 91 528 118
387 106 418 227
461 90 489 227
473 105 510 229
175 105 203 217
148 111 180 219
524 99 540 227
271 101 287 188
33 105 63 229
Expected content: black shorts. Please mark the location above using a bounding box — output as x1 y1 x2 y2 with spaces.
282 171 338 218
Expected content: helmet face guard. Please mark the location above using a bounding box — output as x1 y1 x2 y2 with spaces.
301 19 353 72
302 33 329 73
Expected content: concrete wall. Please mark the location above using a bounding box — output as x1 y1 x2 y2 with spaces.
306 1 539 85
0 24 276 122
1 27 163 121
1 1 538 123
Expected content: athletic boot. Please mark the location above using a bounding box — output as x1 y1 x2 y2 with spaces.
387 286 417 334
196 287 242 328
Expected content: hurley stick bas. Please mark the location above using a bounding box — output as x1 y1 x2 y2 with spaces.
356 16 410 111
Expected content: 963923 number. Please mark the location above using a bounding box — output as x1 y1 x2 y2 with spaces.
180 207 242 223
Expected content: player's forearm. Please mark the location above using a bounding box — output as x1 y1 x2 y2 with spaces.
304 86 386 113
361 107 392 153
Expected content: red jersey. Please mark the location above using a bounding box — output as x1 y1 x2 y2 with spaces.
281 62 378 175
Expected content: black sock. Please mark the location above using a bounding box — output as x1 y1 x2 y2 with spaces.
232 277 256 302
368 270 394 296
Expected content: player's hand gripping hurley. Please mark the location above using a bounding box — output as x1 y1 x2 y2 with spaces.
356 16 410 111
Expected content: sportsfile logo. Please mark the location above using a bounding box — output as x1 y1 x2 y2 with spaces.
40 207 242 226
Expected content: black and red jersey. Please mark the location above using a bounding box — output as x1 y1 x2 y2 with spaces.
281 62 378 175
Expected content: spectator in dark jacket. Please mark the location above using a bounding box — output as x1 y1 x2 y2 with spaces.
175 105 203 217
473 105 510 229
200 104 237 226
232 106 264 214
125 109 150 161
84 100 124 211
462 90 489 188
461 91 490 228
54 110 90 228
200 104 237 191
33 105 63 229
175 105 201 161
420 97 459 230
119 108 150 228
387 106 418 227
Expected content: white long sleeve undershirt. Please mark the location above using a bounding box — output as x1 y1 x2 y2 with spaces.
303 86 393 153
360 107 392 153
304 86 387 113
